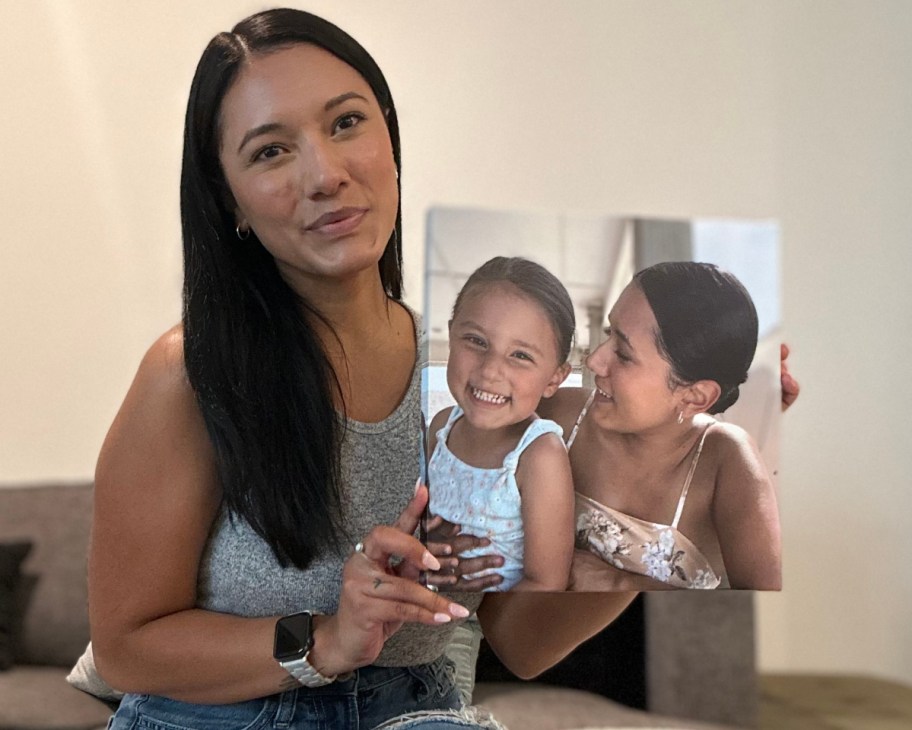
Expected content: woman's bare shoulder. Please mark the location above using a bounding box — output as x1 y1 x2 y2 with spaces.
538 386 591 422
135 325 188 390
702 419 768 483
96 324 214 486
704 419 758 455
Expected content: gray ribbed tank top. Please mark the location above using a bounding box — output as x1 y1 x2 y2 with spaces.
196 315 480 666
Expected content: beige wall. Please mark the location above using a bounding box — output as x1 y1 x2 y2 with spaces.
2 0 910 684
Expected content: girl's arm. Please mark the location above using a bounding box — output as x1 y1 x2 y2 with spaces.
90 331 467 704
710 424 782 590
511 433 575 591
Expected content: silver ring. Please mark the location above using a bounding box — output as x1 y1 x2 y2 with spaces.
426 583 439 593
388 554 404 568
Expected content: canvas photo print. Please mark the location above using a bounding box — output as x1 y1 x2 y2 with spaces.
421 206 782 592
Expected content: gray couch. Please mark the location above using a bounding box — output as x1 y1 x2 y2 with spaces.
0 483 111 730
0 483 756 730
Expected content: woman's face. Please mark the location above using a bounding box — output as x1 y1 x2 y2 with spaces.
217 43 398 294
584 283 684 434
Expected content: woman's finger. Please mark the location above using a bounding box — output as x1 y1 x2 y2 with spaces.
454 572 504 592
359 525 440 573
423 513 445 533
448 532 491 555
392 481 429 536
454 553 504 578
779 343 800 412
425 515 461 542
342 554 469 624
424 565 459 588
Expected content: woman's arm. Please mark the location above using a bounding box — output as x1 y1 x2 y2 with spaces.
90 331 467 703
89 328 285 701
511 433 574 591
569 549 674 591
476 591 637 679
710 424 782 590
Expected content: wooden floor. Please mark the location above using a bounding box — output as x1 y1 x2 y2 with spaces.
759 674 912 730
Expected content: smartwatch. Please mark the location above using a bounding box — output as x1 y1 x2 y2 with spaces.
273 611 337 687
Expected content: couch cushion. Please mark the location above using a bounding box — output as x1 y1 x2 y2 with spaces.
473 683 739 730
0 665 111 730
0 484 94 666
0 542 32 670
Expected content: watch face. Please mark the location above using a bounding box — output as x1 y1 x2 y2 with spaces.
274 612 314 662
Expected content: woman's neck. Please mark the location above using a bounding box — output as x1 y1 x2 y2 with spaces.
285 269 416 423
591 413 710 464
291 269 387 327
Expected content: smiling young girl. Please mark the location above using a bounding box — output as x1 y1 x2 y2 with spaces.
427 257 575 592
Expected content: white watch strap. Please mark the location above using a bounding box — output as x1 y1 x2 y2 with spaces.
280 650 337 687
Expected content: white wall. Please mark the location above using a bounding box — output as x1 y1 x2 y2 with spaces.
2 0 910 685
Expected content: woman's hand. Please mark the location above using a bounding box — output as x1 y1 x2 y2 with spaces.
780 343 800 411
423 514 505 592
569 549 672 591
311 486 471 675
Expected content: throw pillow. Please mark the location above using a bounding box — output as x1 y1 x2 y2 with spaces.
0 541 32 670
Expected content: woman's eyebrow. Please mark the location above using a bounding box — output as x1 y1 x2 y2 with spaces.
614 327 633 349
237 122 284 154
324 91 368 111
606 319 634 350
235 93 369 154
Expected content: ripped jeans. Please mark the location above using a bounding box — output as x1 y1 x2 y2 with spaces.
107 656 500 730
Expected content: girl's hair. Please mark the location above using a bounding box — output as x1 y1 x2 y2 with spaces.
451 257 576 364
634 261 758 414
181 8 402 568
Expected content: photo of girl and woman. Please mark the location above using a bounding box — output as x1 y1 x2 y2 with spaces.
421 208 783 592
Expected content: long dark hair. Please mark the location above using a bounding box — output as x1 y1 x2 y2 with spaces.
634 262 758 414
181 9 402 568
452 257 576 364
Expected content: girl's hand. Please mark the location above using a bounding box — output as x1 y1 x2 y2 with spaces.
424 515 505 592
780 343 800 412
312 486 471 675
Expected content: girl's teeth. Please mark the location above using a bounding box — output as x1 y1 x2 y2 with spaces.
472 388 508 404
597 387 613 400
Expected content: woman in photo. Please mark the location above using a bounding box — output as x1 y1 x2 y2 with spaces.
545 261 782 590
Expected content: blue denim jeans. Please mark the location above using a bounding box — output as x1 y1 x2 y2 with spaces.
107 657 496 730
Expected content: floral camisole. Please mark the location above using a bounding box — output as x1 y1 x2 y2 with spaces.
569 391 722 589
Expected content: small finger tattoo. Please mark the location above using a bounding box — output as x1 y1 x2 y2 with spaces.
373 577 383 590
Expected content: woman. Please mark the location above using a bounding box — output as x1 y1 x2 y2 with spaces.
88 9 632 728
544 262 781 590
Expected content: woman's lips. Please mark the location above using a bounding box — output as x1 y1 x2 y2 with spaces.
305 207 367 236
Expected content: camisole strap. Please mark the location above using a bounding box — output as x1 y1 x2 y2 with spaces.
565 390 597 449
671 423 714 529
435 405 463 444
